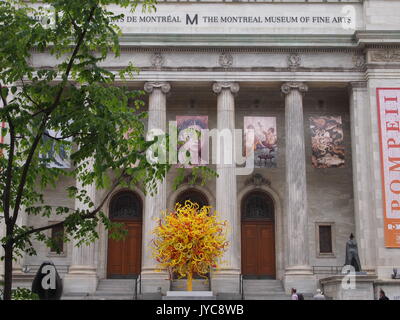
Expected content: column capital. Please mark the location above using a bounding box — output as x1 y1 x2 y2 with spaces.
212 82 240 95
281 82 308 95
349 81 368 90
144 81 171 94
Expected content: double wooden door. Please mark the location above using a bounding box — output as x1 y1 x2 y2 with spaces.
241 221 275 278
107 221 142 278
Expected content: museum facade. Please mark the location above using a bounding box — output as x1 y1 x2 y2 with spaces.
2 0 400 300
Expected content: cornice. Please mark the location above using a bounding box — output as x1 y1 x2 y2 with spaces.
355 31 400 47
156 0 363 3
119 33 358 49
117 47 363 54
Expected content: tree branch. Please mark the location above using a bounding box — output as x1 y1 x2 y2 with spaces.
20 78 41 110
0 83 15 224
66 11 82 35
11 5 98 226
43 131 74 141
12 166 127 244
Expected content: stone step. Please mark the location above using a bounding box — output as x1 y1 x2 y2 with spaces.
243 286 283 292
91 279 137 299
89 293 134 300
62 294 90 300
243 284 284 290
243 280 282 285
94 290 134 296
63 294 134 300
96 287 135 292
243 279 286 295
244 294 291 300
97 279 136 286
97 279 136 292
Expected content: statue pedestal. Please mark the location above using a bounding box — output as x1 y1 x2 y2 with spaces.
320 275 377 300
162 291 216 300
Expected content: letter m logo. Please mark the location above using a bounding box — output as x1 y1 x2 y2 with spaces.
186 14 198 25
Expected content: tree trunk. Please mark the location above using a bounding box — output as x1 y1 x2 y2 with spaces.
186 271 193 291
3 242 13 300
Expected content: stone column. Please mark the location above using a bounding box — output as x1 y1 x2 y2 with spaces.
349 82 377 274
211 82 241 295
63 177 98 294
281 82 315 294
12 207 28 274
141 81 170 295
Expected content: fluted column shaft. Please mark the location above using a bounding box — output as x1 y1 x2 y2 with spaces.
349 82 376 273
142 82 170 275
281 82 311 271
63 165 98 293
12 207 28 274
69 178 97 272
213 82 240 276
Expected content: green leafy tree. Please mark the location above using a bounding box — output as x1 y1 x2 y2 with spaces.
0 0 189 300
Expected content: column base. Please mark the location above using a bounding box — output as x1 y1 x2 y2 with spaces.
211 269 240 295
63 265 98 294
140 269 170 295
283 266 316 294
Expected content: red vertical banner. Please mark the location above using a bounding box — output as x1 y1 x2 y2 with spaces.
377 88 400 248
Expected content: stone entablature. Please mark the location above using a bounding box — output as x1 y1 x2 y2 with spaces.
31 49 367 72
157 0 363 3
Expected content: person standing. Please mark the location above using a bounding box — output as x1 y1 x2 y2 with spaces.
313 289 326 300
291 288 299 300
379 289 390 300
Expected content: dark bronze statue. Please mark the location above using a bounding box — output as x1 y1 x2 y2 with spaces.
345 233 361 272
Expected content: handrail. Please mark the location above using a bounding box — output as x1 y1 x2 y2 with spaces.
208 267 212 292
135 274 141 300
240 274 244 300
312 265 343 275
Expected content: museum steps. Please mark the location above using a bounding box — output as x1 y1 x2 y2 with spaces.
89 279 136 300
242 280 291 300
62 279 137 300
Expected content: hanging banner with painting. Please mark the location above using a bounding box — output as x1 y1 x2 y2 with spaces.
377 88 400 248
176 116 208 168
309 116 345 169
40 129 71 169
244 116 277 168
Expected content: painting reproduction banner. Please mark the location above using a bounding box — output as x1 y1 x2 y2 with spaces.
244 117 277 168
309 116 345 169
176 116 208 167
41 129 71 169
377 88 400 248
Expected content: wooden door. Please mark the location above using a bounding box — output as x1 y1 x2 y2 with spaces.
107 191 142 279
241 221 275 277
107 221 142 278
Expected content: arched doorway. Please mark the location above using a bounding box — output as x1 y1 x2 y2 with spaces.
107 190 142 278
175 188 209 208
241 190 276 279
